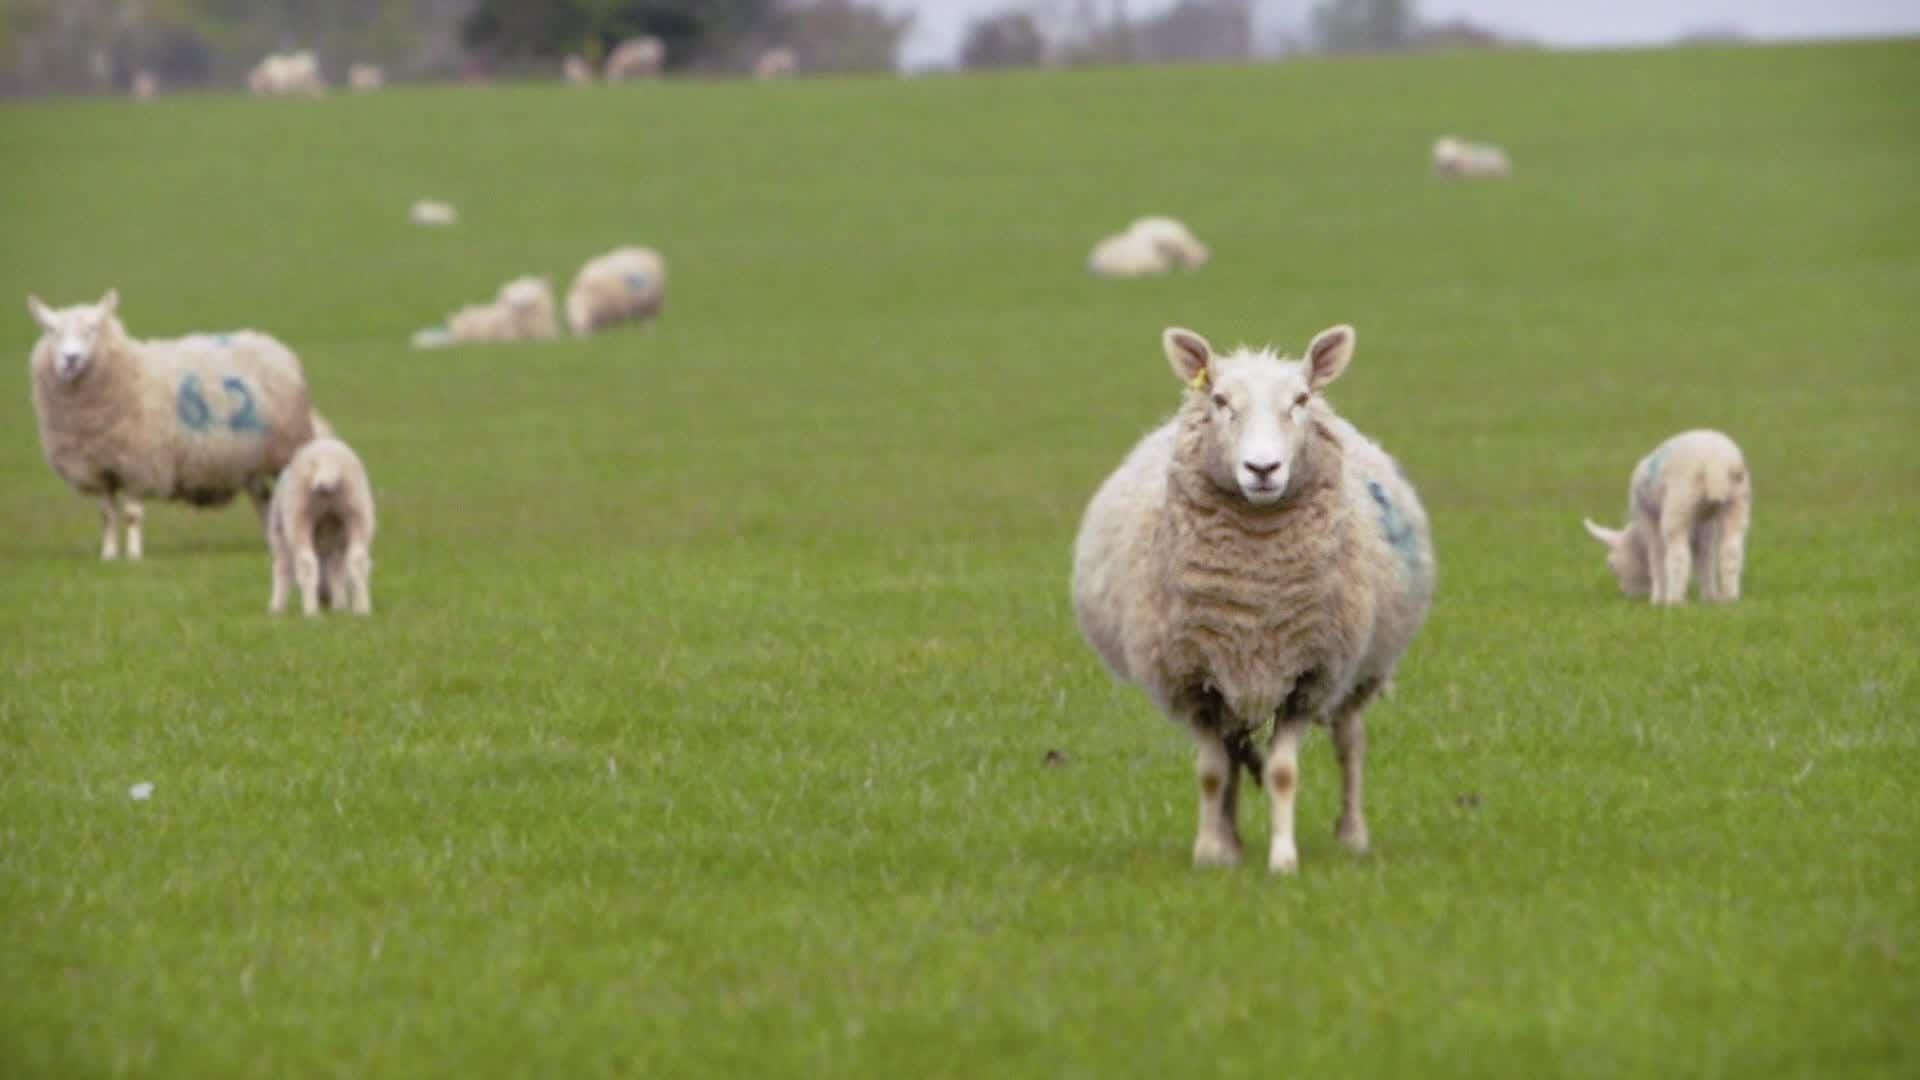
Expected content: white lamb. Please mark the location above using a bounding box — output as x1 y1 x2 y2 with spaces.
563 54 596 85
1073 323 1435 874
1087 215 1209 278
753 47 798 80
1432 135 1511 178
347 63 385 93
26 291 322 560
413 275 560 348
604 37 665 80
1127 215 1210 270
1583 430 1751 605
565 247 667 337
268 437 376 617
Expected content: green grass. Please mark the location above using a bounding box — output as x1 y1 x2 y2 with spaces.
3 40 1918 1077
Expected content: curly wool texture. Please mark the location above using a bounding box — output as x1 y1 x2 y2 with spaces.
31 324 316 508
566 248 666 337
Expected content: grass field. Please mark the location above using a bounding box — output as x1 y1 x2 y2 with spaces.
2 40 1918 1077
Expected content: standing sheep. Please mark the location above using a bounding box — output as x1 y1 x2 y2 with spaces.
604 37 665 80
268 437 376 617
566 247 667 337
1583 430 1751 605
563 54 596 85
753 47 798 80
26 291 319 560
1072 324 1434 873
347 63 385 93
248 51 327 98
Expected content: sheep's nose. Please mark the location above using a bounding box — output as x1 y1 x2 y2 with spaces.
1245 460 1281 480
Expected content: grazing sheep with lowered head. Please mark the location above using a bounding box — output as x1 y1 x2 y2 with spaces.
1072 323 1434 873
1584 429 1751 605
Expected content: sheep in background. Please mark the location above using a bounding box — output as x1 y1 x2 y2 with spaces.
408 199 459 227
566 247 667 337
604 37 665 80
1584 430 1751 605
563 54 596 85
413 276 561 348
347 64 385 93
1072 324 1434 873
1088 216 1209 278
1432 135 1511 178
248 51 327 98
269 438 376 617
26 291 320 560
754 47 798 80
130 71 159 101
1128 216 1210 270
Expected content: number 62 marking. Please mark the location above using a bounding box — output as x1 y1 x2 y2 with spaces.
177 374 265 434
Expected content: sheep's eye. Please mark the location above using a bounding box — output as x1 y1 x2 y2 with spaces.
1211 394 1230 410
1293 392 1310 408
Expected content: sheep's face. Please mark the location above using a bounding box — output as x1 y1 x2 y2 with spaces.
1165 324 1356 508
27 290 120 383
1583 519 1652 597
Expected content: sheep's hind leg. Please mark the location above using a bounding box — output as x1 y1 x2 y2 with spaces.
1265 718 1310 874
98 494 121 561
1330 684 1382 855
294 547 323 617
122 497 144 560
1187 705 1242 868
346 544 373 616
1714 498 1750 603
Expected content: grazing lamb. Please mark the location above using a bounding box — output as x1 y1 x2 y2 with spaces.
563 54 596 85
26 291 320 560
753 47 798 80
1087 216 1209 278
1072 324 1435 874
347 63 385 93
268 437 375 617
565 247 667 337
1583 430 1751 605
604 37 665 80
413 275 561 348
1432 135 1511 178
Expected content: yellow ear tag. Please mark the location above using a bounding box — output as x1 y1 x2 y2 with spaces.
1188 369 1209 392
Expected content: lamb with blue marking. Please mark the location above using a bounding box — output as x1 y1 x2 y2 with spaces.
26 290 321 560
1072 323 1434 873
1584 429 1750 605
566 247 667 337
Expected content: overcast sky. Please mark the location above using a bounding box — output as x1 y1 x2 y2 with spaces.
896 0 1920 67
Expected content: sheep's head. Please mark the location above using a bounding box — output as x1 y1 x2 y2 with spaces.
1165 324 1355 508
27 290 122 383
1583 519 1652 597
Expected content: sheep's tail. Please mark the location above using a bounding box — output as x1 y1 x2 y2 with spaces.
310 461 344 496
1224 727 1266 788
1702 460 1747 506
307 409 334 441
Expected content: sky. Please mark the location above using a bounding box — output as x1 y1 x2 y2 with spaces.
895 0 1920 68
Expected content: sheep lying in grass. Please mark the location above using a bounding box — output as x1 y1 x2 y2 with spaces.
408 199 459 227
605 37 665 80
268 438 375 617
566 247 667 337
413 276 560 348
248 51 326 98
347 64 385 93
1087 216 1209 278
26 290 320 560
1432 135 1511 178
1072 323 1434 873
1584 430 1751 605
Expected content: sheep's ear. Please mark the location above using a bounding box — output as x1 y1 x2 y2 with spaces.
1163 327 1213 389
1306 324 1355 390
27 295 56 331
1583 518 1622 546
98 288 119 316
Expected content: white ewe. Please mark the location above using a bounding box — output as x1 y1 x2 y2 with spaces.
1073 324 1434 873
1584 430 1751 605
565 247 666 337
26 291 321 560
268 437 376 617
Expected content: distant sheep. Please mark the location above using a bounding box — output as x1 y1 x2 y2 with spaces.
347 63 385 93
563 54 596 85
26 291 321 560
1087 215 1209 278
130 71 158 101
754 47 798 80
1432 135 1511 178
1072 324 1434 873
413 275 561 348
566 247 667 337
1584 430 1751 605
268 437 376 617
604 37 665 80
248 51 327 98
408 199 459 227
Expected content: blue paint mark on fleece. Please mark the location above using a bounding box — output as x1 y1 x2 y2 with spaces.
176 374 213 432
1637 445 1669 512
623 272 650 293
1367 479 1424 576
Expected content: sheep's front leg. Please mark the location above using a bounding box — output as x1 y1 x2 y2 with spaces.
1332 709 1371 854
122 498 144 561
1265 718 1310 874
98 495 121 561
1188 722 1242 868
294 547 323 617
